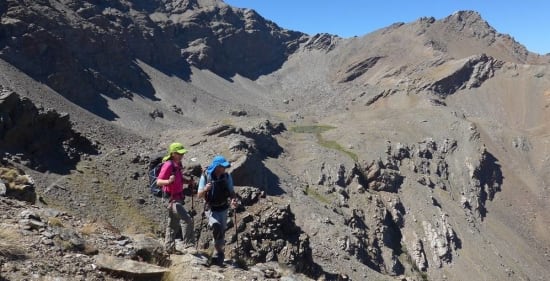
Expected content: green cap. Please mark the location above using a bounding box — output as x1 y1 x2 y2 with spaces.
163 142 188 161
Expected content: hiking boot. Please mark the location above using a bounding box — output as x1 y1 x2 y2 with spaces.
166 246 183 255
215 252 225 266
182 243 196 254
210 252 225 266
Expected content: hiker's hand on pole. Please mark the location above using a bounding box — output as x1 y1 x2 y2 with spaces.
190 180 197 195
230 198 239 209
191 178 197 192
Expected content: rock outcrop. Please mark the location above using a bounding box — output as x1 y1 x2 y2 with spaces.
423 54 503 96
338 56 384 83
0 89 97 173
197 120 286 194
303 33 340 52
315 135 503 276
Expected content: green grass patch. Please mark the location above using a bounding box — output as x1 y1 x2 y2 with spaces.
291 125 358 161
318 138 358 161
290 125 335 134
304 185 331 204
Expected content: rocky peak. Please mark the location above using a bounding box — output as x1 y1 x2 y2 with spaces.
439 10 540 61
160 0 225 12
164 1 306 79
440 11 496 48
444 10 495 34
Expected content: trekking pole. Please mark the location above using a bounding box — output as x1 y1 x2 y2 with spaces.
162 188 169 225
190 179 196 216
195 201 207 251
234 209 238 252
191 190 195 215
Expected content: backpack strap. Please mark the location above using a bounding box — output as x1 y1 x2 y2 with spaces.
202 169 210 200
169 160 177 175
205 169 211 184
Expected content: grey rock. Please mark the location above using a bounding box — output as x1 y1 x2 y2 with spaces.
95 254 168 279
0 180 6 196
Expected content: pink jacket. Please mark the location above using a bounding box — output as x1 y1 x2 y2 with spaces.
158 160 190 201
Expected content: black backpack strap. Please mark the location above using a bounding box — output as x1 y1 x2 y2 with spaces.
168 160 176 175
205 170 211 183
203 170 211 201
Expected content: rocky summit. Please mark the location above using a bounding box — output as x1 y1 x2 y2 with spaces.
1 1 550 280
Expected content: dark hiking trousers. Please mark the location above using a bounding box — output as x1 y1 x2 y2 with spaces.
165 200 194 252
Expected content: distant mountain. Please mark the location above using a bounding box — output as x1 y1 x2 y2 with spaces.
0 0 303 110
1 1 546 114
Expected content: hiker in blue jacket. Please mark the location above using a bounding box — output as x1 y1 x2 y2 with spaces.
197 155 238 266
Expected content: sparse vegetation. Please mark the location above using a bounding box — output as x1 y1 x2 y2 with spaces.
71 162 158 235
0 166 35 202
0 166 31 190
233 255 250 269
47 217 64 227
318 138 358 161
291 125 358 161
55 237 74 251
80 222 100 236
82 243 99 255
421 272 429 281
0 228 25 259
304 185 331 204
290 125 335 134
0 167 18 183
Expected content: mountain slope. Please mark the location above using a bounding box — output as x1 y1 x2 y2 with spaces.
1 1 549 281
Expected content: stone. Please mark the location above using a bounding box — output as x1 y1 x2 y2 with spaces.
0 180 6 196
95 254 168 279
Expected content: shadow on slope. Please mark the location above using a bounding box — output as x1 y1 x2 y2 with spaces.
0 90 98 174
239 121 287 196
232 157 283 196
0 0 193 120
474 150 503 219
206 121 286 196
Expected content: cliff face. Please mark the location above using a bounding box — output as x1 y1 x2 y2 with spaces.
0 89 97 173
153 1 306 78
0 0 304 117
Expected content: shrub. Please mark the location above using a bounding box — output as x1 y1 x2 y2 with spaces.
0 228 25 260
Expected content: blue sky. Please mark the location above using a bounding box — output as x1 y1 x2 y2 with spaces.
224 0 550 55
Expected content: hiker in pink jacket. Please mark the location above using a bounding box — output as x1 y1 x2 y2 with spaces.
156 142 195 253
